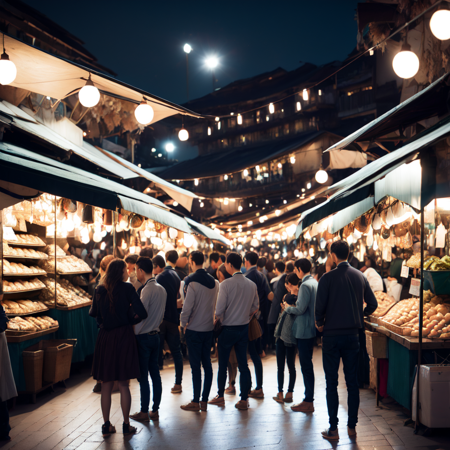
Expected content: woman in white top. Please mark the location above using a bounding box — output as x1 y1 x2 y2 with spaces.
361 257 384 292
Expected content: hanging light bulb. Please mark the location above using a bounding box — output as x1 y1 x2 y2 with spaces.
373 237 378 251
100 242 106 251
269 103 275 114
178 127 189 141
0 35 17 85
296 102 301 111
237 114 243 125
320 238 327 249
430 8 450 40
135 100 154 125
121 239 128 250
386 208 395 227
243 169 249 177
93 231 102 243
307 182 311 189
78 75 100 107
303 89 309 101
290 156 296 164
392 42 419 79
315 168 328 184
169 227 178 239
224 198 229 205
207 126 212 136
194 179 199 186
238 205 243 212
184 234 194 248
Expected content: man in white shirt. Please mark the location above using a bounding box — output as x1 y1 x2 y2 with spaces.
180 251 219 412
208 253 259 411
130 257 167 423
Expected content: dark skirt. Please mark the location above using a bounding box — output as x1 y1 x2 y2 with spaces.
92 325 140 382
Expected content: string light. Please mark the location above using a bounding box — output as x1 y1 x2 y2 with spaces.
296 102 301 111
135 99 154 124
208 127 212 135
269 103 275 114
430 7 450 40
237 114 243 125
0 34 17 85
303 89 309 101
392 41 419 79
79 75 100 107
224 174 228 180
243 169 249 177
290 156 296 164
194 179 199 186
178 127 189 141
315 168 328 184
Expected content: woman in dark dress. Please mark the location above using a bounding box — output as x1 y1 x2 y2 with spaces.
90 259 148 437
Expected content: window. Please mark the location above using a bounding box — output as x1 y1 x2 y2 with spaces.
256 110 261 124
295 120 304 133
284 123 290 135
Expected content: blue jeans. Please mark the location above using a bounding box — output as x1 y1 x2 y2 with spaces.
185 329 213 403
217 325 251 400
136 333 162 413
297 337 315 402
248 338 263 390
322 334 360 430
158 320 183 385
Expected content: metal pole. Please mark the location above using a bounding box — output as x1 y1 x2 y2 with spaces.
212 70 215 92
415 203 425 431
186 53 189 101
113 211 116 257
54 196 57 310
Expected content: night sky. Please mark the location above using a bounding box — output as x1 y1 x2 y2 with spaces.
22 0 361 105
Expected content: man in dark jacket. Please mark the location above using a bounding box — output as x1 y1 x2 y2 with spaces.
153 251 183 393
315 240 377 441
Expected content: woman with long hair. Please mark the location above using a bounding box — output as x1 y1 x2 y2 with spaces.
89 258 148 437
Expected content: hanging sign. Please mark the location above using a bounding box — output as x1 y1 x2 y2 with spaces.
401 263 410 278
409 278 421 296
435 223 447 248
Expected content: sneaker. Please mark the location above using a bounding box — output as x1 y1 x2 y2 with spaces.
284 392 293 403
208 395 225 406
149 411 159 421
225 385 236 395
130 411 149 422
199 401 208 411
321 428 339 441
273 392 284 404
171 384 182 394
248 388 264 399
235 400 249 410
348 426 357 437
291 401 314 412
180 402 200 412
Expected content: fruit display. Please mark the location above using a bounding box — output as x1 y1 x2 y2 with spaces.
371 292 396 318
2 299 48 314
424 255 450 271
410 299 450 339
39 278 92 308
3 260 46 275
3 278 46 292
380 298 419 327
39 255 91 274
6 234 46 246
7 315 58 332
3 243 48 259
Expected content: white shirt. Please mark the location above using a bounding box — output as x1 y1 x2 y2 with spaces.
363 268 384 293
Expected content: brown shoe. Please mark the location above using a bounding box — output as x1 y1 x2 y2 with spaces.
284 392 293 403
235 400 249 410
321 428 339 441
130 411 149 422
171 384 182 394
291 401 314 412
208 395 225 406
347 427 356 437
248 389 264 399
224 385 236 395
273 392 284 404
180 402 200 412
149 411 159 421
199 401 207 411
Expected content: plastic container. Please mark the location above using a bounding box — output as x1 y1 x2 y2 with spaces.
423 270 450 295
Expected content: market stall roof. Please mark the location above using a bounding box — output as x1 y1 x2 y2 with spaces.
159 131 326 180
325 72 450 152
98 148 197 211
3 34 204 122
185 218 230 246
296 118 450 237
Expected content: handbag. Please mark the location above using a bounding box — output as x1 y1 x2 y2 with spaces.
248 316 262 341
213 320 223 338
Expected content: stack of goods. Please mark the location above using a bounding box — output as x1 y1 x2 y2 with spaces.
424 255 450 271
406 254 421 269
3 278 46 292
3 243 48 259
43 245 66 258
7 315 58 332
39 255 91 274
370 292 396 318
6 234 46 246
380 298 419 329
2 299 48 314
3 260 46 275
410 296 450 339
39 279 92 308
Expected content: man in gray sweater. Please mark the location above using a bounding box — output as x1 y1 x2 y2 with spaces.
180 251 219 412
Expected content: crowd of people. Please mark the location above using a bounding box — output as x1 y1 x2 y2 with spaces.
83 240 378 442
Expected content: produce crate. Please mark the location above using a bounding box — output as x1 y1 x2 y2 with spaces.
378 320 412 336
424 270 450 295
366 330 388 358
22 348 44 392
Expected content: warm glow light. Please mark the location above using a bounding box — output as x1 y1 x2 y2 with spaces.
0 51 17 85
278 163 282 169
178 128 189 141
184 234 195 248
205 56 219 69
135 101 154 125
200 202 204 208
237 114 243 125
307 182 311 189
247 221 253 226
243 169 249 177
173 201 179 207
269 103 275 114
303 89 309 101
430 9 450 40
165 143 175 152
215 117 220 122
208 127 211 135
184 43 192 53
275 210 281 216
296 102 301 111
238 205 243 211
393 44 419 79
290 156 296 164
315 169 328 184
100 242 106 250
79 78 100 107
194 179 199 186
224 174 228 180
224 198 229 205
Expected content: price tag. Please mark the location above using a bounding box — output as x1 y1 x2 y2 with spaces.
401 264 410 278
409 278 421 297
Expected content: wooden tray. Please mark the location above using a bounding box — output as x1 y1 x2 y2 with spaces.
4 254 48 260
6 326 59 343
6 307 49 317
378 320 412 336
4 287 45 295
56 301 92 311
5 241 46 247
56 270 92 275
3 272 47 277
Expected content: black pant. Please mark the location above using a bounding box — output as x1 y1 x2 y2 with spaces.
158 320 183 385
248 338 263 390
276 339 296 393
297 337 315 402
0 400 10 439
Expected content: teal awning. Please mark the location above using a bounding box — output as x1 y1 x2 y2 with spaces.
328 197 375 234
186 218 231 245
